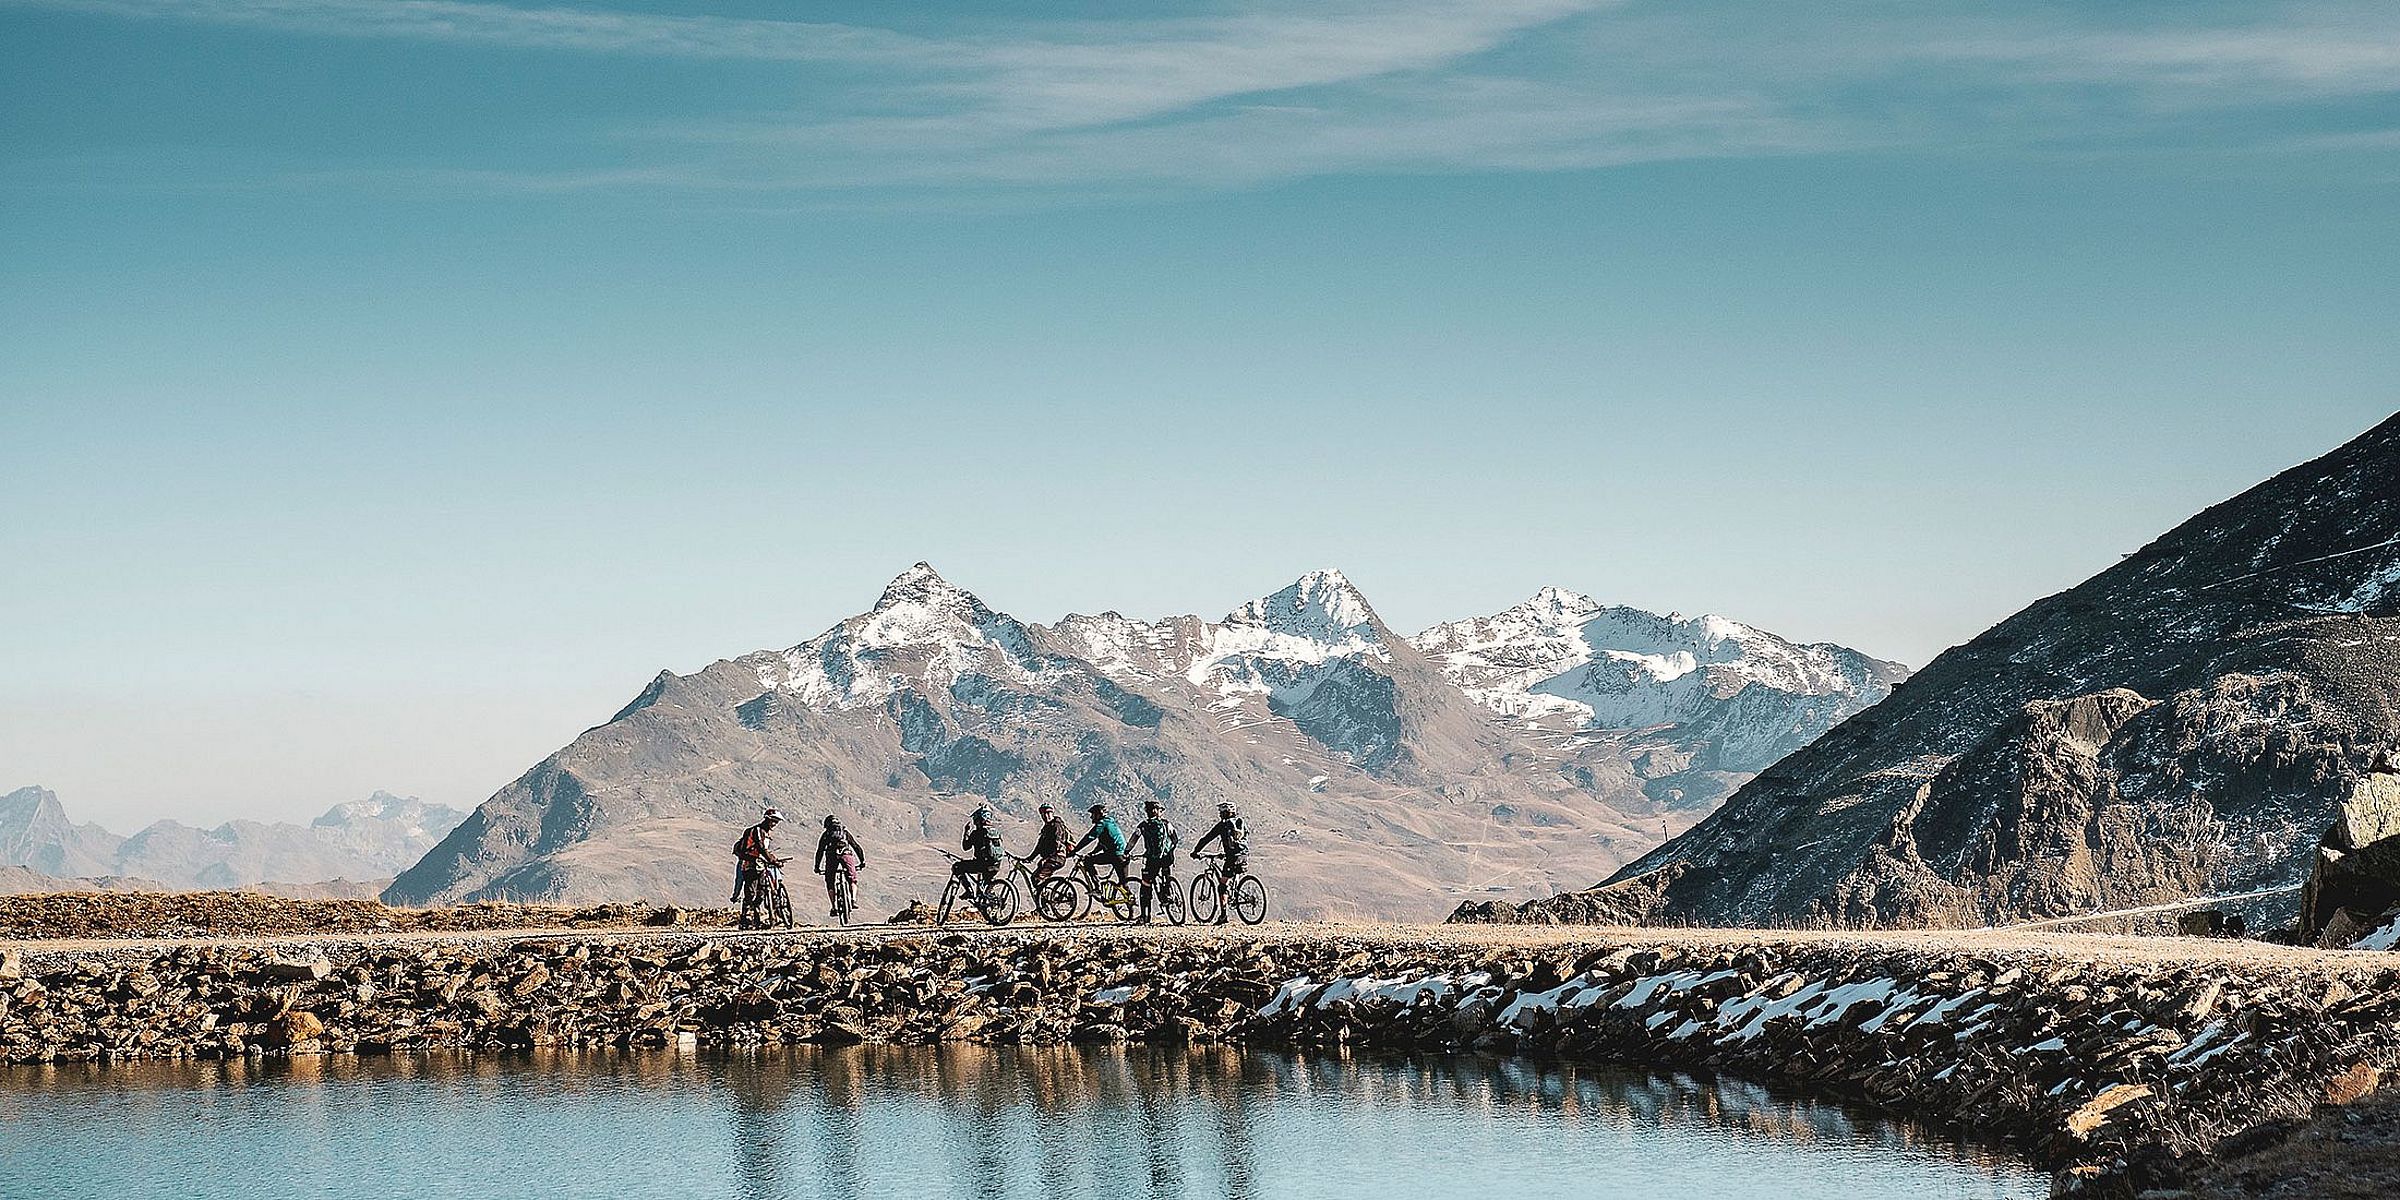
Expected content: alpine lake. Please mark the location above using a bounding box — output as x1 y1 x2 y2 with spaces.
1 1043 2044 1198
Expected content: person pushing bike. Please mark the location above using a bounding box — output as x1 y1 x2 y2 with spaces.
733 808 788 929
1193 801 1249 925
813 815 866 919
1131 800 1178 924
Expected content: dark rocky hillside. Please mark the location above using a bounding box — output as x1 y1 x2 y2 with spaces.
1474 412 2400 929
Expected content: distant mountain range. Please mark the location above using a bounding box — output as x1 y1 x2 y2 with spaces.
1486 411 2400 930
386 565 1902 920
0 786 468 893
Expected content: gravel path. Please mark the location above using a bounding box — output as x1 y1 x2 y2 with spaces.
13 917 2391 972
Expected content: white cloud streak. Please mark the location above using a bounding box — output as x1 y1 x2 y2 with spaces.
7 0 2399 196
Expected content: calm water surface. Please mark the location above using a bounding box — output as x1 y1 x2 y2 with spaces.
2 1047 2043 1199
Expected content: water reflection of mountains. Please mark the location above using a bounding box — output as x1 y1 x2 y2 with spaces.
10 1045 2029 1200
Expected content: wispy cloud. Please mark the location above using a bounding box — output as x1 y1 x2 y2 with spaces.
7 0 2399 197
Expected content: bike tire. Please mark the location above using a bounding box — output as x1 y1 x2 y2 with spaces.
1189 872 1221 924
937 880 961 927
771 877 795 929
1231 874 1268 925
1101 879 1138 922
1159 877 1187 926
832 873 853 926
1035 877 1080 922
979 878 1018 926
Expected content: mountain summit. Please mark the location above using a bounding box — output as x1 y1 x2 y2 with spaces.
1500 411 2400 930
387 568 1902 920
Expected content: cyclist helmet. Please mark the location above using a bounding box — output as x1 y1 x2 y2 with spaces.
1217 802 1236 817
824 815 841 830
1038 803 1056 816
762 808 785 824
972 804 994 825
1088 804 1107 818
1143 800 1163 815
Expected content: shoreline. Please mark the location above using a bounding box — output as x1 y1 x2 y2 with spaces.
7 918 2397 1198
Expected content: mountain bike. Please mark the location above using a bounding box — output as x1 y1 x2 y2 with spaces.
1009 854 1082 922
1143 866 1188 926
1071 856 1141 922
938 852 1018 926
1189 852 1268 925
743 862 796 930
825 861 856 927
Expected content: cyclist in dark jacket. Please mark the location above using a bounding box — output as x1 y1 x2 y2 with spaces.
953 805 1004 888
1193 801 1248 925
733 808 787 928
1029 804 1073 884
813 815 866 916
1071 804 1131 891
1131 800 1178 923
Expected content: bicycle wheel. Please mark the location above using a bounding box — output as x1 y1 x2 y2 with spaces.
1034 877 1080 922
978 878 1018 926
1100 877 1138 922
1158 876 1187 926
770 877 796 928
832 872 853 926
937 879 961 926
1189 872 1222 924
1230 874 1268 925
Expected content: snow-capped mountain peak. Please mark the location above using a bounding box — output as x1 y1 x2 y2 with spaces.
1228 569 1379 638
753 562 1048 709
1410 591 1907 770
873 561 979 616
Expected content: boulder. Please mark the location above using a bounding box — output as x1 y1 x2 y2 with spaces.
2300 773 2400 946
265 1010 325 1048
262 956 331 982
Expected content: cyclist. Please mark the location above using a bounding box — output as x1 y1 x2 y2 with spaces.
1193 801 1249 925
1131 800 1179 923
952 804 1005 891
1071 803 1131 897
733 808 788 929
1029 803 1074 885
813 815 867 918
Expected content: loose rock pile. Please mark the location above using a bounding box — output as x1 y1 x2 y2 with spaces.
5 930 2395 1199
0 891 732 941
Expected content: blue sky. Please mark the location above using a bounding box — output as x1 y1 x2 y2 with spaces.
3 0 2396 829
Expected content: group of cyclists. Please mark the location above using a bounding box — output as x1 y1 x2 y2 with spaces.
730 799 1257 930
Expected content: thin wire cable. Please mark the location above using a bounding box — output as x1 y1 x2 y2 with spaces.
2196 535 2400 592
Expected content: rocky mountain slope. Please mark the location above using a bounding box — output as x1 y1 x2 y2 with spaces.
1415 587 1906 811
1487 412 2400 930
0 787 467 892
387 566 1900 920
0 787 126 878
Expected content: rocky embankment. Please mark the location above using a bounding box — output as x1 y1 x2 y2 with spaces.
0 890 728 941
5 926 2396 1198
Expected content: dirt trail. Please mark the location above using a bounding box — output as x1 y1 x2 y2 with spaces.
12 916 2388 971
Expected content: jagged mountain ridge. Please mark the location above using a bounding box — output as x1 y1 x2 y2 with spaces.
1492 411 2400 930
1414 586 1908 802
0 787 468 892
387 567 1902 920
